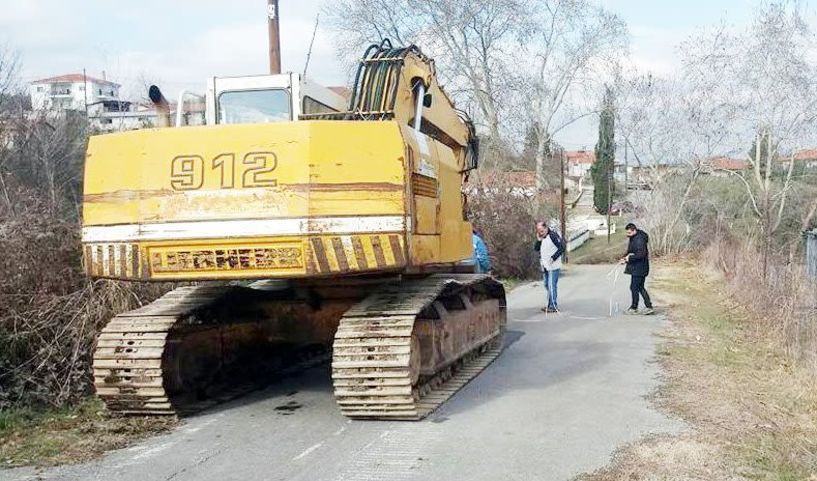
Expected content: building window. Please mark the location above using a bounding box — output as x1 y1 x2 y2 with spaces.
36 86 43 92
98 88 102 95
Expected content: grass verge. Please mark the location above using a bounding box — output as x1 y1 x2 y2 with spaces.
579 261 817 481
569 228 628 264
0 398 176 468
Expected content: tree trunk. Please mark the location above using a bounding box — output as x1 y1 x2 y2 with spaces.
534 131 549 192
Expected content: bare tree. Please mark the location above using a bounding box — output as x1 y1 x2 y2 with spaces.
620 3 817 259
324 0 527 167
518 0 628 190
0 43 21 113
695 4 817 276
0 44 23 214
614 67 740 254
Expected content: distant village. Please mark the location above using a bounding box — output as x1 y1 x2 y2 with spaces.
25 71 817 192
27 72 205 132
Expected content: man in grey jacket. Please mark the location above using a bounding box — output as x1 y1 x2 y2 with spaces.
534 221 565 313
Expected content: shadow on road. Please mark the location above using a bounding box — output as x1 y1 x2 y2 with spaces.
187 330 529 421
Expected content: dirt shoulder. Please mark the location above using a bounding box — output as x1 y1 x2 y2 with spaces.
579 261 817 481
1 398 176 468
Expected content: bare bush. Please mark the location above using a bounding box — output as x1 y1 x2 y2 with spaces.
466 172 557 279
704 236 817 369
0 56 172 408
0 205 170 409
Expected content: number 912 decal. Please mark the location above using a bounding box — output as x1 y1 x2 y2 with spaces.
170 152 278 190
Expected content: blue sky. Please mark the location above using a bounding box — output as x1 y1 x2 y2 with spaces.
608 0 754 74
1 1 345 98
0 0 802 146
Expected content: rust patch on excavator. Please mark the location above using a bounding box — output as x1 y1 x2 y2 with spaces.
352 237 368 269
285 182 402 193
388 234 405 265
83 182 400 204
370 236 387 268
331 237 350 272
311 238 331 273
84 189 175 203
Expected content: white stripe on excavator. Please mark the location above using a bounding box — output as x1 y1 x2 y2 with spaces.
81 216 408 243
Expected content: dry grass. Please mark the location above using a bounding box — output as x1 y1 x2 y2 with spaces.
579 261 817 481
0 397 176 468
569 228 628 264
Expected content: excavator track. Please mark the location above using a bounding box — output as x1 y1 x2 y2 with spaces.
94 286 222 415
332 274 506 420
94 284 342 416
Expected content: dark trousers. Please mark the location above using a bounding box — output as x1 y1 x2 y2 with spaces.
630 275 652 309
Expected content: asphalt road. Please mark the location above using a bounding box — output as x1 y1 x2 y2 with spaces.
4 264 682 481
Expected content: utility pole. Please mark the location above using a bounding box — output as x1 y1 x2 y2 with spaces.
559 148 568 263
607 153 612 244
267 0 281 74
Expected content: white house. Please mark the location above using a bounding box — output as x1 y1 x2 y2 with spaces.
29 73 120 111
566 150 595 178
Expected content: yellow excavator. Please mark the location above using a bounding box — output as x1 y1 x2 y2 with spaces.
82 40 506 420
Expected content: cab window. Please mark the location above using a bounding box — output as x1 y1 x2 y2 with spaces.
217 89 291 124
302 96 336 115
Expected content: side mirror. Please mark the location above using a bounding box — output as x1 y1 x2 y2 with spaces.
423 93 432 108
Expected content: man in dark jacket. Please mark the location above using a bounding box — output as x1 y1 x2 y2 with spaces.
619 223 654 315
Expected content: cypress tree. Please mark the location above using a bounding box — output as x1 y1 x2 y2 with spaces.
592 87 615 213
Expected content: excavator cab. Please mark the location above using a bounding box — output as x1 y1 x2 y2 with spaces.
204 73 347 125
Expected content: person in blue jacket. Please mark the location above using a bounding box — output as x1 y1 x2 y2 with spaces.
472 227 491 273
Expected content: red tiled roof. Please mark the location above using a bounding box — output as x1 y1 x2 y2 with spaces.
705 156 747 171
31 73 120 87
793 149 817 161
565 150 595 164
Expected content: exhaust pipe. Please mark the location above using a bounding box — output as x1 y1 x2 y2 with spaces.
149 85 171 128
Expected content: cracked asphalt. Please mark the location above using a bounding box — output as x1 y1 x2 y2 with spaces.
2 264 682 481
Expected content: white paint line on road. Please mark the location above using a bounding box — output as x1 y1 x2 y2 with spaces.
293 442 324 461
